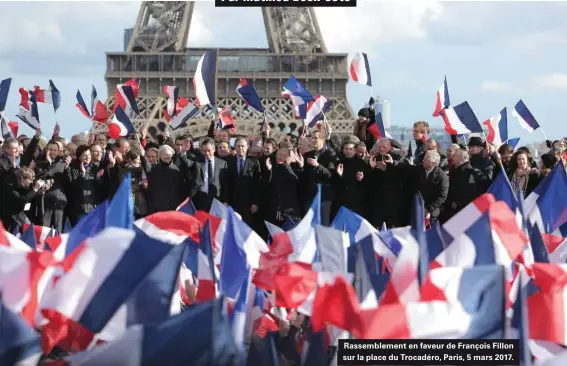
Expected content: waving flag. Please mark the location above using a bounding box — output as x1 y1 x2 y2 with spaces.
305 95 332 129
108 106 136 139
0 78 11 114
76 89 109 123
193 50 217 107
349 52 372 87
16 89 40 130
441 101 483 135
507 137 521 149
219 207 268 298
216 107 236 131
113 78 139 115
1 119 16 139
525 162 567 232
33 80 61 112
170 99 199 130
40 228 185 353
282 76 314 120
512 99 540 132
164 85 179 119
367 112 390 139
236 78 263 113
432 76 450 117
0 297 42 366
483 107 508 146
62 298 238 366
90 85 97 115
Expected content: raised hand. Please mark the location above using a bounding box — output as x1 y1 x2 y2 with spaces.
369 156 377 169
265 157 272 171
307 156 319 167
296 153 304 168
336 163 344 176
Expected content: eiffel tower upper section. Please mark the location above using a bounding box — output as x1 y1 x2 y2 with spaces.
104 1 354 140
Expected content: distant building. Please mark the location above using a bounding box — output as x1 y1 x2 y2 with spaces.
380 100 391 129
124 28 133 51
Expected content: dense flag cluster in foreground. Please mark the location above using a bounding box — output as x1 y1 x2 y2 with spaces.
1 155 567 365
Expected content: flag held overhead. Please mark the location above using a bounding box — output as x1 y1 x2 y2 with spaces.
349 52 372 87
512 99 540 132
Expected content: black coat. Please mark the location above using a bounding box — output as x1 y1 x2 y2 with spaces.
333 156 370 217
34 157 68 210
226 155 261 220
469 153 495 191
146 160 188 214
65 161 103 217
1 179 37 231
411 166 449 222
264 163 302 225
300 148 337 208
371 152 408 222
441 162 491 222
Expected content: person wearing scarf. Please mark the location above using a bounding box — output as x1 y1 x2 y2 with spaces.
65 145 104 225
508 150 540 198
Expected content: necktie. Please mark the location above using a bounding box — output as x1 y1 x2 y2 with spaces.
208 159 214 183
239 158 245 175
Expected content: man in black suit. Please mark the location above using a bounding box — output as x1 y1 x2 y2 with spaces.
191 138 229 212
226 137 261 226
300 130 337 226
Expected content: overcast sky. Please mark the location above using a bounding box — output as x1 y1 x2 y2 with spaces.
1 1 566 142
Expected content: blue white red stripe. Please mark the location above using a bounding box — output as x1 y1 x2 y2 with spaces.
441 101 483 135
483 107 508 146
512 99 540 132
432 76 450 117
349 52 372 87
193 50 217 107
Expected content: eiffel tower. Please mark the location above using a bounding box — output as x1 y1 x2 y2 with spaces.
102 1 355 140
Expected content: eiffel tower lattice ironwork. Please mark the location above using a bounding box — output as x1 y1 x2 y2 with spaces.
101 1 355 141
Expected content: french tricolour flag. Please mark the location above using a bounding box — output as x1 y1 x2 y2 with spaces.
512 99 540 133
76 88 109 124
16 89 40 130
349 52 372 87
170 99 199 130
367 112 391 139
441 101 483 135
432 76 450 117
0 78 11 114
33 80 61 112
282 76 314 120
0 297 42 366
163 85 179 119
305 95 332 129
193 50 217 107
236 78 263 113
108 106 135 139
113 78 139 116
0 118 17 139
40 228 186 353
483 107 508 147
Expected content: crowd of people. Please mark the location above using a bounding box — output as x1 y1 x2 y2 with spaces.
1 102 566 240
